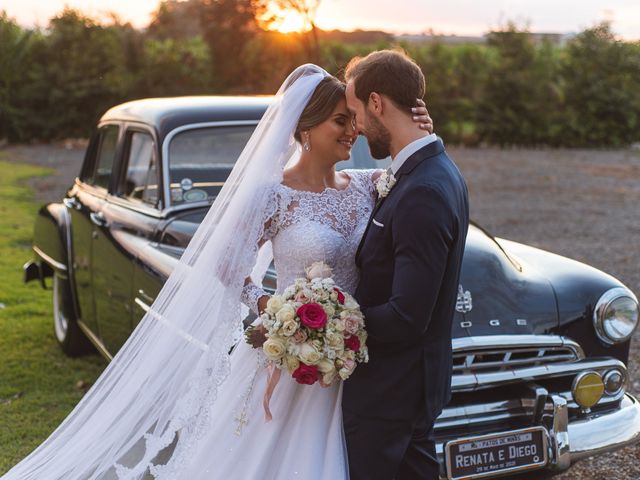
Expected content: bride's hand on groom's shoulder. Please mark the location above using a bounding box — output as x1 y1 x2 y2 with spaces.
412 98 433 133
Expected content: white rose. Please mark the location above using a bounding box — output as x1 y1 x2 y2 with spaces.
266 295 284 314
284 355 300 374
317 358 336 374
263 338 286 360
280 319 298 337
299 342 322 365
275 304 296 323
323 303 335 318
322 370 338 385
305 261 333 280
326 332 344 350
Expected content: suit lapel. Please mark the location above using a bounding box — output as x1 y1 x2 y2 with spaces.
355 139 445 265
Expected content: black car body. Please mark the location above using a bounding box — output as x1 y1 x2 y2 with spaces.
24 96 640 479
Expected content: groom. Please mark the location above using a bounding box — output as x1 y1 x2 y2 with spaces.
343 50 469 479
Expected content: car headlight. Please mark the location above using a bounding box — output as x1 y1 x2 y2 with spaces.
593 287 639 345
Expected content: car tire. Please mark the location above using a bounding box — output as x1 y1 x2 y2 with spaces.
52 273 94 356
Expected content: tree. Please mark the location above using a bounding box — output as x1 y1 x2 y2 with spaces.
561 23 640 147
147 0 202 40
0 11 34 140
197 0 265 91
476 24 557 146
27 8 131 139
138 36 211 96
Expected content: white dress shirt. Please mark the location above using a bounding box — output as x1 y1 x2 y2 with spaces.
390 133 438 175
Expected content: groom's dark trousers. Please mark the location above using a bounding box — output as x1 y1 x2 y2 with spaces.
343 139 469 480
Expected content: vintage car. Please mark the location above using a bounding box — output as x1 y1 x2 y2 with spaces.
24 96 640 479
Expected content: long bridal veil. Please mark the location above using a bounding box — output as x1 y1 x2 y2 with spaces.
3 64 329 480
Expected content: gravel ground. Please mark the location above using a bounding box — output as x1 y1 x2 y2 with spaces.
3 143 640 479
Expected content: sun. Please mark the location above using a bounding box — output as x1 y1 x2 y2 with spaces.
260 6 311 34
273 10 309 33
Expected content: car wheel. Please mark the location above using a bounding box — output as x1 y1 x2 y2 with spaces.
52 273 94 356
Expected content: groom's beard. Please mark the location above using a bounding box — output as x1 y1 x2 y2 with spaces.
364 115 391 159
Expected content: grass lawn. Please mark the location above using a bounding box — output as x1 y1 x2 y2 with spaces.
0 157 105 474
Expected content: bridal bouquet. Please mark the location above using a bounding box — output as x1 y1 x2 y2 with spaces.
254 262 368 386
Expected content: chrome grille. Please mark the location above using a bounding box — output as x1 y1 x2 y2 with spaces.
452 335 584 375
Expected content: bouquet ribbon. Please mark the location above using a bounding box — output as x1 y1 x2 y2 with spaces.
263 363 282 422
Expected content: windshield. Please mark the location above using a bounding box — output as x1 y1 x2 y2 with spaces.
167 126 388 205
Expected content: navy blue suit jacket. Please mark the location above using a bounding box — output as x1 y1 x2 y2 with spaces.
343 138 469 422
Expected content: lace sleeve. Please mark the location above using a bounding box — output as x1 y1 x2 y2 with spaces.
240 186 280 315
346 168 381 200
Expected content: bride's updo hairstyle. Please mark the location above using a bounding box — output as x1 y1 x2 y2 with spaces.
294 75 345 142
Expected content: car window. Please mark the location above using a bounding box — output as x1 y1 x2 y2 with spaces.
120 131 159 207
93 125 119 190
168 125 256 205
79 134 100 183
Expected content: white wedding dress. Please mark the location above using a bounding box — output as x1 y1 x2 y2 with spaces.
177 169 376 479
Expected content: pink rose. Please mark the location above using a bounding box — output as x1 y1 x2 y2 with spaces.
343 358 356 374
334 288 345 305
293 363 319 385
344 316 360 335
293 329 308 343
345 335 361 352
295 290 309 303
297 303 327 329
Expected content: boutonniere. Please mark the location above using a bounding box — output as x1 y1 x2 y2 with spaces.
376 170 397 198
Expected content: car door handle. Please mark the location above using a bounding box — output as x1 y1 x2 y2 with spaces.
90 211 107 227
63 197 81 210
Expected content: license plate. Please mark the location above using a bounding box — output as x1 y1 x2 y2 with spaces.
445 427 548 479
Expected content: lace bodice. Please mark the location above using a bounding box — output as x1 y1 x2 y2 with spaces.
241 169 377 312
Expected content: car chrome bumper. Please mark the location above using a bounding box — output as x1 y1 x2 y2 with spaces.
567 393 640 463
437 393 640 478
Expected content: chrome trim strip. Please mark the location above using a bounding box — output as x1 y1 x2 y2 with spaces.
452 335 585 360
134 298 209 352
434 389 624 433
453 352 579 372
161 120 259 210
106 195 164 219
452 357 626 392
77 320 113 361
32 245 67 272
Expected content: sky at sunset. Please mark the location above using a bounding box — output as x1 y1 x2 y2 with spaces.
4 0 639 39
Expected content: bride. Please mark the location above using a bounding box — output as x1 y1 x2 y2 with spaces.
2 64 431 480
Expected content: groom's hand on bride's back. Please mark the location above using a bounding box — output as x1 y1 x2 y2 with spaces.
412 98 433 133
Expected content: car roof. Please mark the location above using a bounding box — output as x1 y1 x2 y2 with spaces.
100 96 273 140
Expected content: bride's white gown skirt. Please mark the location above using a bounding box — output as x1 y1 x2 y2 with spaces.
177 340 349 479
